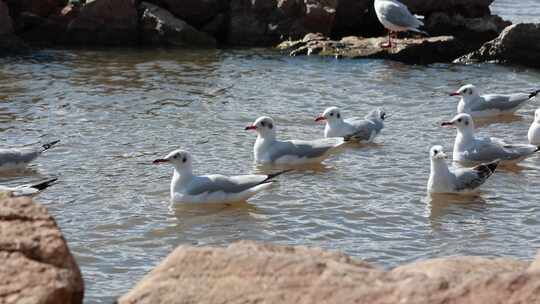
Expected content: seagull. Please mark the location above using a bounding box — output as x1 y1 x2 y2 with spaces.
450 84 540 118
0 178 58 197
528 108 540 145
441 113 539 164
427 145 498 194
315 107 386 142
374 0 427 48
245 116 345 165
0 140 60 172
153 149 289 204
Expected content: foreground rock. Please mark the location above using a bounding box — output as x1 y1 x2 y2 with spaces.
278 33 470 64
139 2 216 47
456 23 540 68
119 241 537 304
0 198 84 304
0 0 27 54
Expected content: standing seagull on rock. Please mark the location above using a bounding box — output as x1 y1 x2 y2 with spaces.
451 84 540 118
0 140 60 172
246 116 345 165
427 145 498 194
153 149 289 204
441 113 539 165
374 0 427 48
528 109 540 145
315 107 386 143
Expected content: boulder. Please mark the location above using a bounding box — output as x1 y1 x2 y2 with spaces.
139 2 216 47
0 197 84 304
456 23 540 68
227 0 338 46
119 241 538 304
424 12 511 41
66 0 138 45
277 33 472 64
4 0 67 17
146 0 229 28
400 0 494 17
0 0 13 35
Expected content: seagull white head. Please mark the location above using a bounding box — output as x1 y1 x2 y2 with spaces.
245 116 276 138
430 145 448 160
365 108 387 122
315 107 342 124
450 84 479 99
441 113 475 132
153 149 193 173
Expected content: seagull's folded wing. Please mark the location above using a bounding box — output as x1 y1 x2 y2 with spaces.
186 174 268 195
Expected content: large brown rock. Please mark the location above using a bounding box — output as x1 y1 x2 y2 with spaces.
0 0 13 35
0 198 84 304
400 0 494 17
147 0 229 28
139 2 216 47
119 241 537 304
456 23 540 69
278 33 472 64
66 0 138 45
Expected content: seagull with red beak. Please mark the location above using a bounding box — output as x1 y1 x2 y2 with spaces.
450 84 540 118
441 113 538 164
245 116 345 165
315 107 386 142
153 149 289 204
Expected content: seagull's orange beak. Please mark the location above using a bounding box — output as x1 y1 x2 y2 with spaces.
449 92 460 96
315 115 326 122
244 125 257 130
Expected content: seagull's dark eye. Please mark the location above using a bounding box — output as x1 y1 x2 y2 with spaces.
173 154 178 159
261 121 265 127
457 119 462 123
337 113 341 119
434 150 438 155
182 157 187 163
330 113 334 116
464 120 469 126
268 123 273 129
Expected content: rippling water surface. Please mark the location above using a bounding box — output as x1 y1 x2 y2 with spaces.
1 2 540 303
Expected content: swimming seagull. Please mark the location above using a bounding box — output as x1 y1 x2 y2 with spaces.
374 0 427 48
245 116 345 165
450 84 540 118
153 149 289 204
0 140 60 172
427 145 498 194
0 178 58 197
528 108 540 145
315 107 386 143
441 113 539 164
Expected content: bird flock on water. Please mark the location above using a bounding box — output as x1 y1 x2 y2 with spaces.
2 0 539 205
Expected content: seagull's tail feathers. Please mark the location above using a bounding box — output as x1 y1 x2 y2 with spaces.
529 89 540 99
263 169 293 183
30 178 58 191
410 28 429 37
42 140 60 152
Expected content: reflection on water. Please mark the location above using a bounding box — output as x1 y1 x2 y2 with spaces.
1 3 540 302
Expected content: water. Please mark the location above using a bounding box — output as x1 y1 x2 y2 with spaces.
1 2 539 303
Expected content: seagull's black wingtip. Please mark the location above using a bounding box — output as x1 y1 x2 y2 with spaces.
529 89 540 99
30 178 58 191
42 140 60 151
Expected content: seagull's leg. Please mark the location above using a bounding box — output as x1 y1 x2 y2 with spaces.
380 31 392 48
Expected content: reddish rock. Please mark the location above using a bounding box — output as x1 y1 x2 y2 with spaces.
66 0 138 45
119 241 538 304
0 198 84 304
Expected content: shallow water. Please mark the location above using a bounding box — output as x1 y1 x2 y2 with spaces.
1 1 540 303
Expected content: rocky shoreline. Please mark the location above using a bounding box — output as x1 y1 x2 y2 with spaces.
2 198 540 303
0 0 539 67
